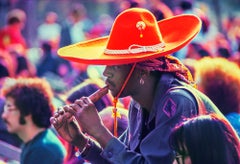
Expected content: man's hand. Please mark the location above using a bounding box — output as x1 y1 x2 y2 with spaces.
65 97 114 148
50 106 87 148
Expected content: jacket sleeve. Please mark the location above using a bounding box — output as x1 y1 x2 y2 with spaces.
81 140 111 164
83 128 129 164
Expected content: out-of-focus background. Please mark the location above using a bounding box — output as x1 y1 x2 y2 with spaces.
0 0 239 48
0 0 240 163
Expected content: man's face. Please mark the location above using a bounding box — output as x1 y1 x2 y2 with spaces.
103 64 136 98
1 97 22 134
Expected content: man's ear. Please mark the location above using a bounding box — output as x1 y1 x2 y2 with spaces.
19 115 26 125
20 114 32 125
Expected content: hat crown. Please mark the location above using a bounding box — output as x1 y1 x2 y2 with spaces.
107 8 163 50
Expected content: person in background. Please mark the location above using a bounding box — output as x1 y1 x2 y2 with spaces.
0 49 15 77
0 63 23 149
1 77 66 164
8 50 36 78
169 113 240 164
50 8 225 164
59 3 92 47
36 42 72 93
0 8 27 54
149 0 173 21
185 42 211 60
195 56 240 136
37 11 61 52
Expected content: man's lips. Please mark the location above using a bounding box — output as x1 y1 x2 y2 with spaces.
3 119 10 126
105 80 114 90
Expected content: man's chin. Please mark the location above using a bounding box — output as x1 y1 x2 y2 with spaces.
110 91 127 99
110 90 117 97
5 126 14 134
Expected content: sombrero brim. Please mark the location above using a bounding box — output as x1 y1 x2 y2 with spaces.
58 14 201 65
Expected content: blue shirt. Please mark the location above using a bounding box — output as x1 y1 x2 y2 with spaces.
20 129 66 164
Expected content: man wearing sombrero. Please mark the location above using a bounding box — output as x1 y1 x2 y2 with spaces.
50 8 225 163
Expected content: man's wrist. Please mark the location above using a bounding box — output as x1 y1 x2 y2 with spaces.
75 138 92 158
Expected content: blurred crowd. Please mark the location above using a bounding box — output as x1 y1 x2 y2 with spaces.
0 0 239 163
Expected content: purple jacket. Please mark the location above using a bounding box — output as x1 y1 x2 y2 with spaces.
83 73 221 164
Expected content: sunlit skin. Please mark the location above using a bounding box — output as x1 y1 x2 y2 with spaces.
50 64 159 150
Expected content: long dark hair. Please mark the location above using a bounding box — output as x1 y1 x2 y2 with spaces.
136 55 194 85
169 114 240 164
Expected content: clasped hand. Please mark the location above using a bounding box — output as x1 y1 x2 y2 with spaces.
50 97 104 148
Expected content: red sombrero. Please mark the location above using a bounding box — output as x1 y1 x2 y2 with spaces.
58 8 201 65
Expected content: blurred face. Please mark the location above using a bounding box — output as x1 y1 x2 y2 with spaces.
1 97 22 134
